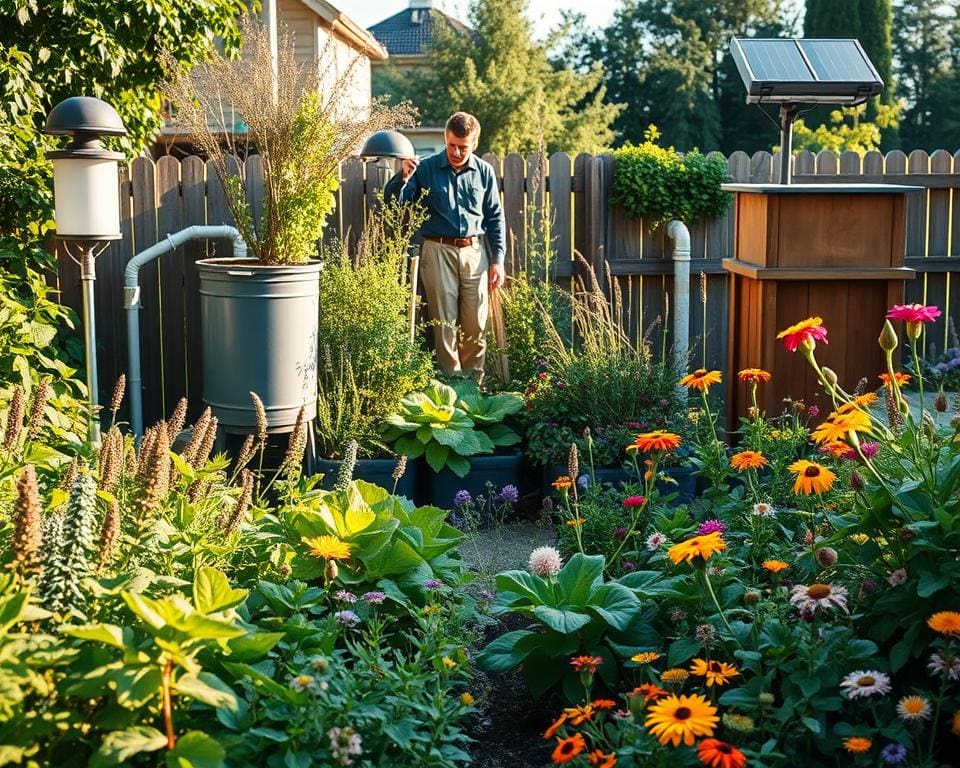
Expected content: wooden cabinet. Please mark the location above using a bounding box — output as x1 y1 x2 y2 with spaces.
723 184 919 425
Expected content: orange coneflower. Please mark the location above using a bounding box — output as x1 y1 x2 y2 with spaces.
777 317 828 352
570 655 604 674
842 736 872 754
587 750 617 768
788 460 836 495
690 658 739 687
632 682 669 701
697 738 747 768
680 369 723 392
631 651 662 664
738 368 771 383
928 611 960 637
552 733 587 764
552 475 573 490
729 450 767 472
762 560 789 573
667 532 726 565
644 693 718 746
631 431 682 453
880 371 911 388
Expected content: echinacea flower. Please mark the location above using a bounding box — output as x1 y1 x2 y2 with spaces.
668 532 726 565
880 742 908 765
843 736 872 754
551 733 587 764
361 591 386 604
730 451 767 472
304 534 352 561
788 459 836 495
529 546 563 577
334 590 357 603
738 368 771 383
570 655 604 674
689 658 739 687
790 583 849 615
631 651 662 664
334 609 360 628
644 693 718 746
630 431 682 453
777 317 828 353
680 369 723 392
886 303 941 325
646 531 667 550
927 651 960 681
762 560 789 573
896 695 931 722
631 682 669 701
840 670 892 699
928 610 960 636
697 519 727 536
697 738 747 768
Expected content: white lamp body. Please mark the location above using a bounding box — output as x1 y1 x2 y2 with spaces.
51 157 121 239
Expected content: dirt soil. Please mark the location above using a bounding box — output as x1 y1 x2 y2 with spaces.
459 523 559 768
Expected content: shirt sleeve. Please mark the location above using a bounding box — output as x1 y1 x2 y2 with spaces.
482 167 506 266
383 166 422 204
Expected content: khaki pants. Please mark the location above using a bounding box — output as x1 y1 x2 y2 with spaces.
420 238 488 379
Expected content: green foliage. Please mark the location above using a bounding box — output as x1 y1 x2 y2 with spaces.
477 553 651 700
375 0 620 154
787 102 903 155
38 473 97 616
611 126 731 227
316 198 434 458
382 380 523 476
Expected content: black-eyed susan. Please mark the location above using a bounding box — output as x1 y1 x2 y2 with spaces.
680 369 723 392
644 692 718 746
697 738 747 768
730 450 767 472
689 658 739 687
667 532 726 565
552 733 587 764
928 611 960 637
304 534 352 561
788 459 836 495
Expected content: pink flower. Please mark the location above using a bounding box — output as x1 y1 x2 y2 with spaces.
697 519 727 535
842 441 879 460
623 496 646 508
886 304 942 325
777 317 829 353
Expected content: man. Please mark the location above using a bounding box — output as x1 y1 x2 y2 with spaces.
385 112 505 380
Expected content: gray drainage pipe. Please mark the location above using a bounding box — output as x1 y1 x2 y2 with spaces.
123 226 248 437
667 219 691 376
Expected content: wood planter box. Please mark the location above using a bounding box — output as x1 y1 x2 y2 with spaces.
722 183 920 425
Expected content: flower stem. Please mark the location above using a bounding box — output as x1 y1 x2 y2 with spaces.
701 568 742 649
161 658 176 750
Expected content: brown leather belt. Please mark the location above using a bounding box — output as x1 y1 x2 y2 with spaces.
423 235 478 248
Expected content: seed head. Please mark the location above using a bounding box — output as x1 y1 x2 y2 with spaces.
12 465 43 574
391 454 407 483
2 385 24 450
96 499 120 573
109 375 126 415
168 397 188 439
250 391 268 444
27 378 50 441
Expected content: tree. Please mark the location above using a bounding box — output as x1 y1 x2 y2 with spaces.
378 0 621 154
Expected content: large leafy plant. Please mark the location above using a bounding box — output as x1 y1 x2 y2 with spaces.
382 380 522 477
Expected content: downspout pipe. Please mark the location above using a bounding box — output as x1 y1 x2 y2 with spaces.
667 219 691 379
123 225 247 437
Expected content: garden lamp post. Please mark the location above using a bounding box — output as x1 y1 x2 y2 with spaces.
43 96 127 447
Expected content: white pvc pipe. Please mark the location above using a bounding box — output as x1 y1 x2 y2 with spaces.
124 226 247 437
667 219 691 377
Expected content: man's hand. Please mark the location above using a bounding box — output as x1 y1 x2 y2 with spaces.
401 157 419 181
488 262 505 291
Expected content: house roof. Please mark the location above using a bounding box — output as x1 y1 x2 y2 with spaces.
369 6 471 57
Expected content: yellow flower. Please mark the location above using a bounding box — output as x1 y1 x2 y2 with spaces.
667 532 726 565
788 460 836 495
928 611 960 637
304 534 352 561
842 736 872 754
811 410 872 445
459 692 474 706
552 475 573 490
679 369 723 392
644 693 718 746
762 560 789 573
849 533 869 545
565 517 586 527
838 392 878 412
730 451 767 472
631 651 662 664
689 658 739 687
660 668 690 685
442 656 457 669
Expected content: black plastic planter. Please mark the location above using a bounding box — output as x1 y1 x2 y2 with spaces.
315 456 419 500
423 450 525 509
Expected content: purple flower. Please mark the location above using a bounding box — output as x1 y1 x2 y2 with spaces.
614 526 628 541
697 519 727 536
478 588 494 601
880 743 908 765
334 590 357 603
622 560 635 572
361 591 386 604
334 610 360 627
843 441 880 461
453 490 472 508
498 484 519 505
424 579 444 590
577 474 590 489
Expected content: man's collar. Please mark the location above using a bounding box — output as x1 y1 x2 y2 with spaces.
440 153 478 173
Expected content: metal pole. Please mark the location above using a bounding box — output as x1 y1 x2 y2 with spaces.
408 244 421 344
779 105 799 185
79 245 101 447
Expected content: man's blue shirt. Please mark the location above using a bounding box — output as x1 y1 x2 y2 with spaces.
384 151 506 266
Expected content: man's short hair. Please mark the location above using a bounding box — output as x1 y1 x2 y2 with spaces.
445 112 481 139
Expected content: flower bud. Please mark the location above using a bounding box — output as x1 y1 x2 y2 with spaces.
747 406 758 419
821 367 838 389
899 528 915 543
744 590 761 606
935 391 948 413
860 578 878 595
879 320 899 352
324 559 339 583
815 547 838 567
906 320 923 342
849 470 865 492
757 692 775 706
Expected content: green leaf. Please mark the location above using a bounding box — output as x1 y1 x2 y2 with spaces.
532 605 592 634
90 726 166 767
63 623 132 650
588 583 641 631
165 731 226 768
667 636 701 667
173 673 238 711
446 453 471 477
917 569 952 597
476 629 540 673
193 568 247 615
494 570 555 607
169 451 196 481
556 553 605 607
383 720 417 749
0 591 28 635
225 631 285 662
425 441 450 472
801 716 822 734
113 665 163 709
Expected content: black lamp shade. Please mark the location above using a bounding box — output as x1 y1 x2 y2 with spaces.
44 96 127 137
360 130 416 159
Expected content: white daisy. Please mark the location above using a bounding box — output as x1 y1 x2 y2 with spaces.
646 531 667 550
840 670 892 699
790 583 849 615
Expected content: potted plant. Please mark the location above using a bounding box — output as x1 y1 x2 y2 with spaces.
160 17 414 434
381 379 524 508
313 198 433 497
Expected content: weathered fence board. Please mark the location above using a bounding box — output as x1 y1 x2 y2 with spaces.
55 148 960 427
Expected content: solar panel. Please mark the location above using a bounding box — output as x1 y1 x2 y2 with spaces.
799 40 877 82
730 37 883 104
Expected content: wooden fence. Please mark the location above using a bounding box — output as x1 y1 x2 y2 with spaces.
55 148 960 428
